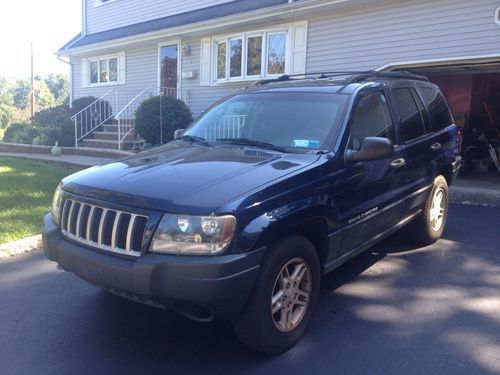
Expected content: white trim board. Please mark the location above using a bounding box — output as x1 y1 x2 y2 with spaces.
377 54 500 71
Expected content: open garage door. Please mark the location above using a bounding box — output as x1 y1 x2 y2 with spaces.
382 58 500 174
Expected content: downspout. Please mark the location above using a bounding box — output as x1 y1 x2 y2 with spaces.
82 0 87 36
57 55 73 107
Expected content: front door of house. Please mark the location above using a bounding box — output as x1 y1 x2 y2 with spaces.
159 43 178 97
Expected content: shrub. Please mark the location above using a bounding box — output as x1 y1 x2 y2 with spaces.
31 104 75 147
3 122 34 144
33 104 71 128
135 96 193 145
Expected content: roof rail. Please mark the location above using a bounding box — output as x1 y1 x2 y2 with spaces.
345 71 429 83
247 70 428 87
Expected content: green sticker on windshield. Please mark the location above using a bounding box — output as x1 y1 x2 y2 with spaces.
293 139 320 148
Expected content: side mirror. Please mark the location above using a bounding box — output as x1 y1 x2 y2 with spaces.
345 137 394 163
174 128 185 140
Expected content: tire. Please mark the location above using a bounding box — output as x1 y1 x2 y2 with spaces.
232 235 321 354
407 175 449 246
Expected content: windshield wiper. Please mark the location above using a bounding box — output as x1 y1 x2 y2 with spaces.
216 138 286 153
177 135 210 146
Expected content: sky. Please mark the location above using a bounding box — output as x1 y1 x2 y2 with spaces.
0 0 82 79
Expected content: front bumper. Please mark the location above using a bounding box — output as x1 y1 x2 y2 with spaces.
42 214 264 321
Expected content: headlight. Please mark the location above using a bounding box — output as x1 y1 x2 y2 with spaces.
150 214 236 255
51 187 63 225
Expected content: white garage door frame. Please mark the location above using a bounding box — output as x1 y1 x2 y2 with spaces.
376 53 500 72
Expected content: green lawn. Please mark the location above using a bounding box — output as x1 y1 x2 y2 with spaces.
0 157 82 244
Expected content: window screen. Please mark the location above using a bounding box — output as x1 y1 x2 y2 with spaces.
393 88 426 143
418 87 453 131
348 91 395 150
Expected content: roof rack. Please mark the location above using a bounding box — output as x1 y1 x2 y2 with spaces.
344 71 429 83
248 70 428 87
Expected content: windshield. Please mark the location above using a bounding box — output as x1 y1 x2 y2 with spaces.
183 92 347 152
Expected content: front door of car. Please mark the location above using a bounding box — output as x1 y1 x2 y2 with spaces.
334 89 408 255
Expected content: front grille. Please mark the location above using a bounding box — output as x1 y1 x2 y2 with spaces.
60 198 148 257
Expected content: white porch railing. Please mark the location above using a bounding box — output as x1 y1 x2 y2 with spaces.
204 115 247 141
114 87 155 150
73 86 189 150
71 90 114 147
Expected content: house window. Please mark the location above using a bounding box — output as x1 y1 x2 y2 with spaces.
214 30 288 82
267 33 286 75
89 56 118 85
496 5 500 26
82 53 124 87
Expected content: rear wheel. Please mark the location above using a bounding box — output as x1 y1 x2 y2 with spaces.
232 235 320 354
407 175 449 245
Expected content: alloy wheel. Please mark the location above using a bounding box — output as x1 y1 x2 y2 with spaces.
430 187 446 232
271 258 312 332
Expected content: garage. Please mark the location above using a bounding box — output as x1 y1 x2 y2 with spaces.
385 58 500 175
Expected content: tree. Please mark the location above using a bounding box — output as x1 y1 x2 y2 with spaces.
0 77 14 129
44 74 69 105
12 78 56 111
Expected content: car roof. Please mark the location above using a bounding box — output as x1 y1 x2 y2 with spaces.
242 71 439 95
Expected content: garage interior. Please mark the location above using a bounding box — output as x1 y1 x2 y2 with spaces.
393 60 500 177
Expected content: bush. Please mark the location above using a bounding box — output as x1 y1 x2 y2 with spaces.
32 104 74 147
33 104 71 128
135 96 192 145
3 123 34 144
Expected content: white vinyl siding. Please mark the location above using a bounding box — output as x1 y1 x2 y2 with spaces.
306 0 500 73
73 0 500 118
85 0 235 34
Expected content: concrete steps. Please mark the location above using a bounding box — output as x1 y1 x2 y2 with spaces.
81 120 144 151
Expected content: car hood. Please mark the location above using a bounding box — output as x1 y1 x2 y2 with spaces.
62 143 321 214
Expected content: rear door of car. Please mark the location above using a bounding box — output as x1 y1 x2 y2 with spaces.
389 85 436 211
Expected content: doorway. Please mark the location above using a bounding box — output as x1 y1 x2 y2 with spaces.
159 43 179 97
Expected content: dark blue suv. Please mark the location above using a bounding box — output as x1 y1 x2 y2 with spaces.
43 72 461 353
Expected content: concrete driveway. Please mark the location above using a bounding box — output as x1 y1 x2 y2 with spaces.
1 204 499 374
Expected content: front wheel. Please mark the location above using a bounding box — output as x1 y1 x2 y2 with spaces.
232 235 320 354
407 175 449 245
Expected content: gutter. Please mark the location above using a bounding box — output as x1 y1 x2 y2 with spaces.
59 0 354 56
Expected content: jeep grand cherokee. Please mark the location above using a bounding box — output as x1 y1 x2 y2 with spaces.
43 71 461 353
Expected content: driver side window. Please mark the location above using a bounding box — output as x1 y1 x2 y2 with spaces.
348 91 395 150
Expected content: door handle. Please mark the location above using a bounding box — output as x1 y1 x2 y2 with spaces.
430 142 442 151
390 158 406 169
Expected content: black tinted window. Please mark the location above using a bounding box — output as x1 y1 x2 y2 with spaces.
419 87 453 131
393 88 426 143
348 91 394 150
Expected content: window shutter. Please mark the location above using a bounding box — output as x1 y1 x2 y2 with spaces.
200 38 211 86
81 58 88 88
290 21 308 75
118 52 126 85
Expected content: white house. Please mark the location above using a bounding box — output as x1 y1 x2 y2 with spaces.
58 0 500 149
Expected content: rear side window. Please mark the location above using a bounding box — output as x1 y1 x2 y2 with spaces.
392 88 426 143
348 91 395 150
418 87 454 131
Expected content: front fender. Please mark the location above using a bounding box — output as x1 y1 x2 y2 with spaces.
236 194 337 252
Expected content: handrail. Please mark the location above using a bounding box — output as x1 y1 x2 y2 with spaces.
114 87 152 119
71 89 113 120
72 89 115 147
115 87 154 150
